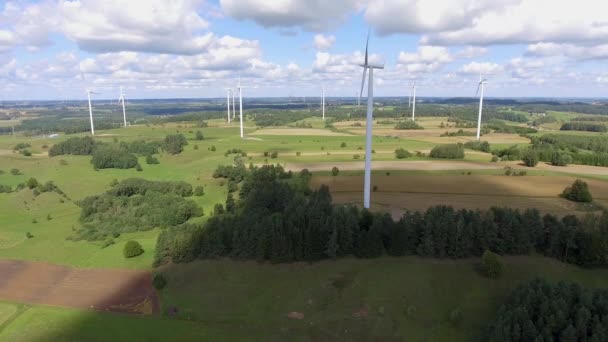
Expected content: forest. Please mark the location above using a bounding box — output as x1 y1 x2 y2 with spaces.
154 165 608 269
487 279 608 341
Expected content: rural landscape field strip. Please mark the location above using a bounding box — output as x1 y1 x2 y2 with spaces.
0 260 158 315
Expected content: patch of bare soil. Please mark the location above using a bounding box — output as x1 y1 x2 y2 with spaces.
0 259 159 315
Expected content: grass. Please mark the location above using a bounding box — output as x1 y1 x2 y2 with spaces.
153 255 608 341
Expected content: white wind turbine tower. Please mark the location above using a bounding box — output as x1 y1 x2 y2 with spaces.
409 81 417 121
358 30 385 209
224 88 232 123
476 74 488 141
118 86 127 127
81 71 99 135
321 86 326 120
236 77 250 138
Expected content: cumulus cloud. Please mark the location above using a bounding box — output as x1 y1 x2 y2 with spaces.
396 46 452 74
526 43 608 60
460 62 504 75
454 46 488 59
220 0 361 32
313 34 336 51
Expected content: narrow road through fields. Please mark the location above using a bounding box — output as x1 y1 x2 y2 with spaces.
0 259 159 315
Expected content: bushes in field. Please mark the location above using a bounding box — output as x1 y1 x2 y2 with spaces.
10 168 20 175
562 179 593 203
162 134 188 155
394 120 423 130
521 149 539 167
331 166 339 176
195 131 204 140
487 279 608 341
49 136 98 156
73 178 201 241
493 145 522 161
91 145 138 169
154 165 608 269
13 143 31 150
463 141 490 153
123 241 144 258
440 129 477 137
561 122 607 132
430 143 465 159
194 186 204 196
480 250 503 278
550 151 572 166
0 185 12 193
119 140 160 155
145 155 160 164
152 274 167 290
394 148 412 159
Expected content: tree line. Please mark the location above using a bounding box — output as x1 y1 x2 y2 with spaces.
154 165 608 269
487 279 608 341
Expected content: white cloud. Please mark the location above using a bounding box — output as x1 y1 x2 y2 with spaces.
366 0 515 36
313 51 383 75
220 0 361 32
454 46 488 59
313 34 336 51
460 62 504 75
526 43 608 60
396 46 452 74
60 0 211 55
421 0 608 46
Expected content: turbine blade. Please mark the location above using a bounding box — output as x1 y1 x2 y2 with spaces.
359 67 367 105
475 82 481 97
364 28 370 66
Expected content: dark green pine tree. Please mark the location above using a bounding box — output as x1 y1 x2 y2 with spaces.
225 193 235 213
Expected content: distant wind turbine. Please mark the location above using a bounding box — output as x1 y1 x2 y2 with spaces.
321 87 326 120
358 29 384 209
409 81 417 121
118 86 127 127
476 75 488 141
225 88 232 123
81 71 99 135
236 77 253 138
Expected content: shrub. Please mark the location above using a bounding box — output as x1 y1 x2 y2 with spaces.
26 232 34 239
135 163 143 172
10 168 21 175
270 151 278 159
32 218 37 224
0 185 12 193
26 177 38 189
91 145 138 169
491 156 499 162
194 186 204 196
101 238 115 249
480 250 503 278
296 152 301 157
193 145 199 150
21 149 32 156
551 151 572 166
463 141 490 153
331 166 339 176
213 203 225 215
46 214 52 221
123 240 144 258
353 154 360 160
562 179 593 203
146 155 160 164
429 144 465 159
373 185 378 192
162 134 188 155
152 273 167 290
227 180 238 193
394 148 412 159
340 142 347 148
195 131 204 140
110 179 119 187
210 145 216 151
394 120 423 130
13 143 31 150
263 151 269 157
522 149 539 167
59 159 68 166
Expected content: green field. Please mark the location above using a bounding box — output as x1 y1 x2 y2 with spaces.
1 110 608 340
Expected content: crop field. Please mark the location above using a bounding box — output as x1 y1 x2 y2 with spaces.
311 174 608 216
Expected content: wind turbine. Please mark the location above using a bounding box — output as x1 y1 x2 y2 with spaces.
409 81 417 121
321 86 326 120
118 86 127 127
224 88 232 123
236 77 248 138
476 75 488 141
81 71 99 135
358 29 384 209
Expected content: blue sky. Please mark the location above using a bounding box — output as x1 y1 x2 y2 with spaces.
1 0 607 100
